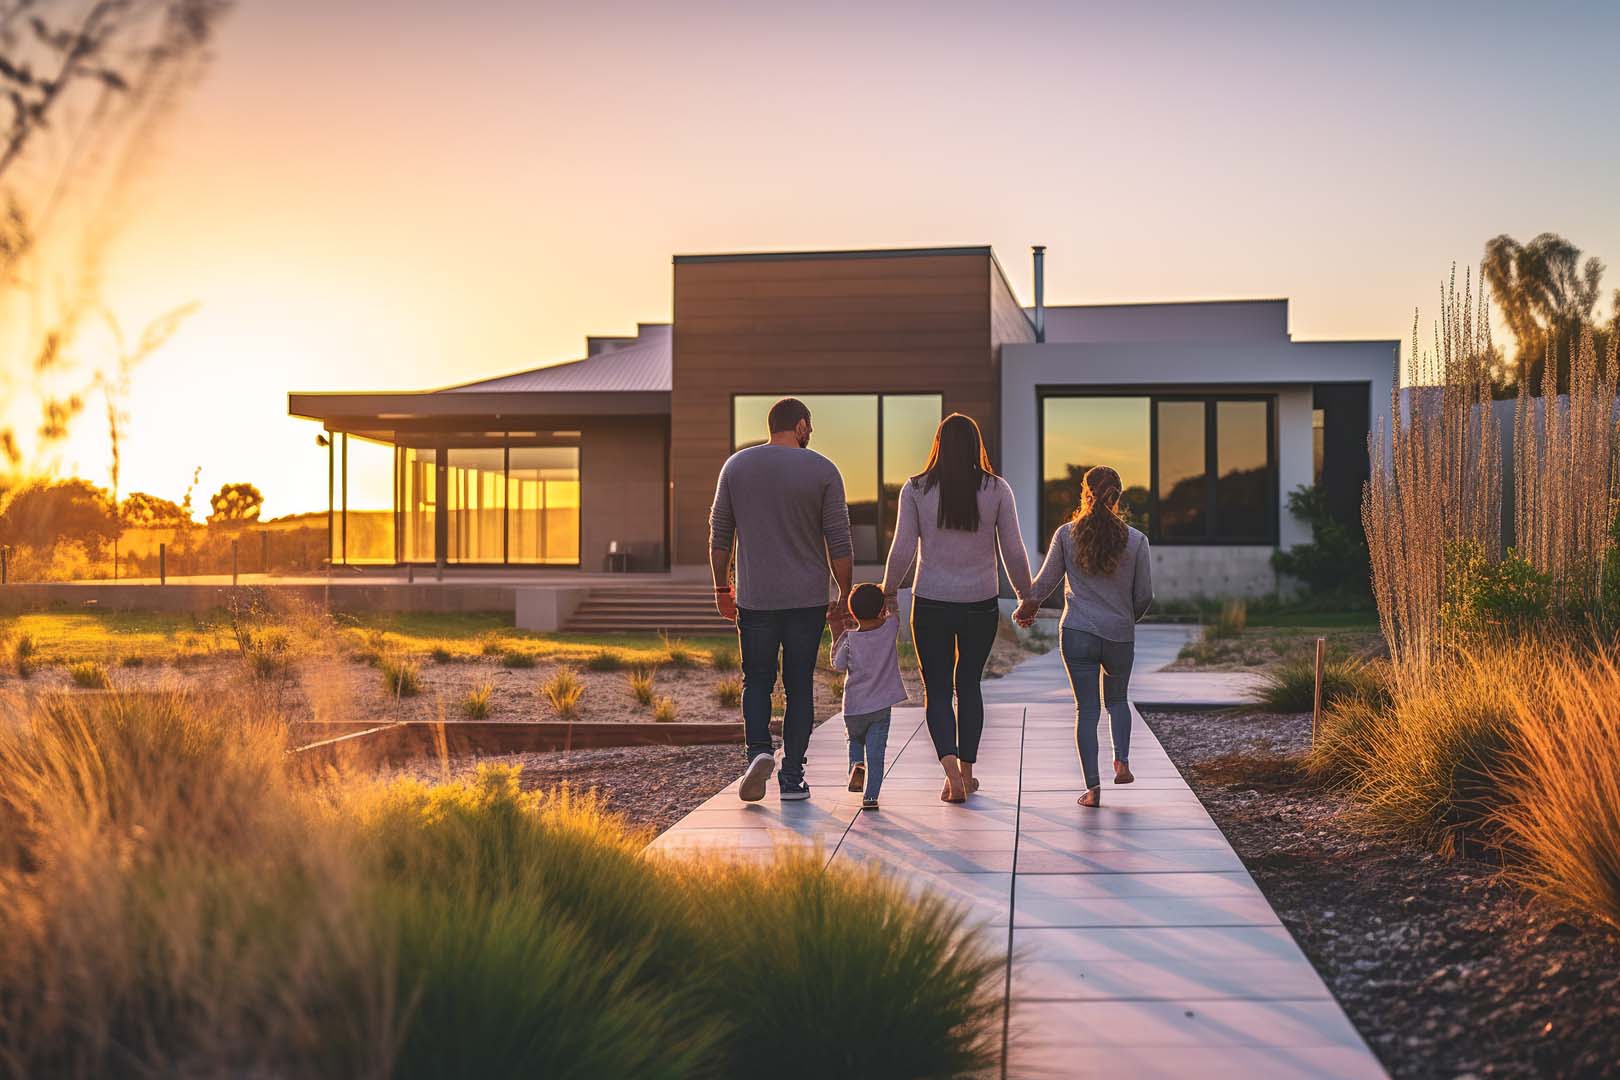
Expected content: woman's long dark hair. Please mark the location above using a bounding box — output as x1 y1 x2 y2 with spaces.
911 413 994 532
1069 465 1129 575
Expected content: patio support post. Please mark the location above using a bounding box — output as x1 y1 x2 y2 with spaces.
341 432 348 566
326 431 334 569
231 539 239 587
1 545 7 584
159 543 166 585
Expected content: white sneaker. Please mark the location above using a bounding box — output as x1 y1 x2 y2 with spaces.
739 753 775 802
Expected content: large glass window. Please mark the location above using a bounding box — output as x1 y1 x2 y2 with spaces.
509 447 580 565
1041 397 1151 542
1040 394 1274 546
1155 401 1207 540
1215 401 1270 540
400 447 436 563
732 393 943 563
447 448 506 563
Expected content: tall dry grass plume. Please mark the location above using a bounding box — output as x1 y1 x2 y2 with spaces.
1513 324 1620 608
1364 268 1503 680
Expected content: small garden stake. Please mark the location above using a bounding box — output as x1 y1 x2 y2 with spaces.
1312 636 1326 748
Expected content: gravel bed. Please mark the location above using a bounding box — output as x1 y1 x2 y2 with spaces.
1145 709 1620 1080
389 741 750 835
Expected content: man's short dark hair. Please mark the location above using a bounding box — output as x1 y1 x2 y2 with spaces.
849 583 884 621
767 397 811 435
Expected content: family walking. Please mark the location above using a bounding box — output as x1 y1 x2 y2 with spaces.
708 397 1152 809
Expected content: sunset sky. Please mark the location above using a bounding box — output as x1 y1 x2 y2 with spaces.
33 0 1620 517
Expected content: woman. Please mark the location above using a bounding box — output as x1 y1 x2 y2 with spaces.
1015 465 1153 807
882 413 1033 803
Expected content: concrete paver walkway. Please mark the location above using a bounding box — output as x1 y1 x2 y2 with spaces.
649 640 1385 1078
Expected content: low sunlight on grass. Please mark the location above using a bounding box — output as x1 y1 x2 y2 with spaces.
0 688 1003 1075
628 665 657 707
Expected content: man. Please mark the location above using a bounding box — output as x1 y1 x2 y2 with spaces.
710 397 853 802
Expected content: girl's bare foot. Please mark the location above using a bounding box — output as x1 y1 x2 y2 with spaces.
940 755 967 803
1113 759 1134 784
960 761 980 795
1077 787 1101 808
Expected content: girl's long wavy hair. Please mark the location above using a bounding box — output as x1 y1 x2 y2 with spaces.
912 413 994 531
1069 465 1129 575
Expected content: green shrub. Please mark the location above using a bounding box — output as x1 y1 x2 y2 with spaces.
381 655 422 698
542 667 584 720
461 681 494 720
585 649 626 672
715 675 742 708
627 665 657 707
708 646 739 672
1250 656 1387 714
1444 542 1556 635
1272 484 1372 600
652 696 677 723
68 661 110 689
500 650 538 670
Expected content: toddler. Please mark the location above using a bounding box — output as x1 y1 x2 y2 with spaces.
831 582 908 810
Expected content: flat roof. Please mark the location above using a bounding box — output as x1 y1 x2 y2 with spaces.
673 245 993 264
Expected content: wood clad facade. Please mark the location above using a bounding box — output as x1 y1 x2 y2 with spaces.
670 248 1025 566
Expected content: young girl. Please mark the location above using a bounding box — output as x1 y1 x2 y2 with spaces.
831 582 907 810
1015 465 1153 808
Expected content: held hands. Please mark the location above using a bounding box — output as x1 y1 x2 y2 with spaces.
1012 598 1038 628
827 595 851 634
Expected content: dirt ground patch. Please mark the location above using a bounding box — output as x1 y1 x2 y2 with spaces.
1146 708 1620 1079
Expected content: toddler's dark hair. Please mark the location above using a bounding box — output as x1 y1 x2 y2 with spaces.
849 583 885 620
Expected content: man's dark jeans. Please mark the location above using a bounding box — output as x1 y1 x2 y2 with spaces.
737 605 825 782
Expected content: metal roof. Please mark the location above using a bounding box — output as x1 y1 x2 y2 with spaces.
442 324 671 394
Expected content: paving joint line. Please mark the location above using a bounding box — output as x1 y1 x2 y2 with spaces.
998 705 1027 1080
823 708 931 869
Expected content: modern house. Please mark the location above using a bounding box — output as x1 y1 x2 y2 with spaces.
289 245 1395 601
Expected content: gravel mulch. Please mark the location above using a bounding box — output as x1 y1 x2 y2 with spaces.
1145 708 1620 1080
390 742 750 835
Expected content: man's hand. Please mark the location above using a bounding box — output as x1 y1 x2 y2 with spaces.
715 587 738 622
827 595 850 634
883 591 899 616
1013 599 1038 628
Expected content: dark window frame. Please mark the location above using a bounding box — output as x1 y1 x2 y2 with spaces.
728 391 946 561
1037 389 1278 548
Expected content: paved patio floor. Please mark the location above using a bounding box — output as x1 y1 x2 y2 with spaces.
648 639 1385 1078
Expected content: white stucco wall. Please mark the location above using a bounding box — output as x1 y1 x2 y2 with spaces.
999 321 1396 602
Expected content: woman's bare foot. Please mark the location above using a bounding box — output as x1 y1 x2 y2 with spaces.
1077 787 1101 808
1113 759 1135 784
960 761 980 795
940 755 967 803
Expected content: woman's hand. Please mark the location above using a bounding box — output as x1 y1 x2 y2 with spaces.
1012 599 1038 628
883 591 899 616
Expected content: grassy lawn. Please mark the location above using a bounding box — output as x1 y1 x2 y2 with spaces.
1170 621 1386 672
0 609 739 667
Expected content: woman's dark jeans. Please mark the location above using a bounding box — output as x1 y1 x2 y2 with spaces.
1059 627 1135 790
911 595 1000 763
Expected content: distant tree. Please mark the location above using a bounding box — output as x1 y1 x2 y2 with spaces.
1483 233 1611 394
0 478 117 550
207 482 263 524
121 491 189 528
